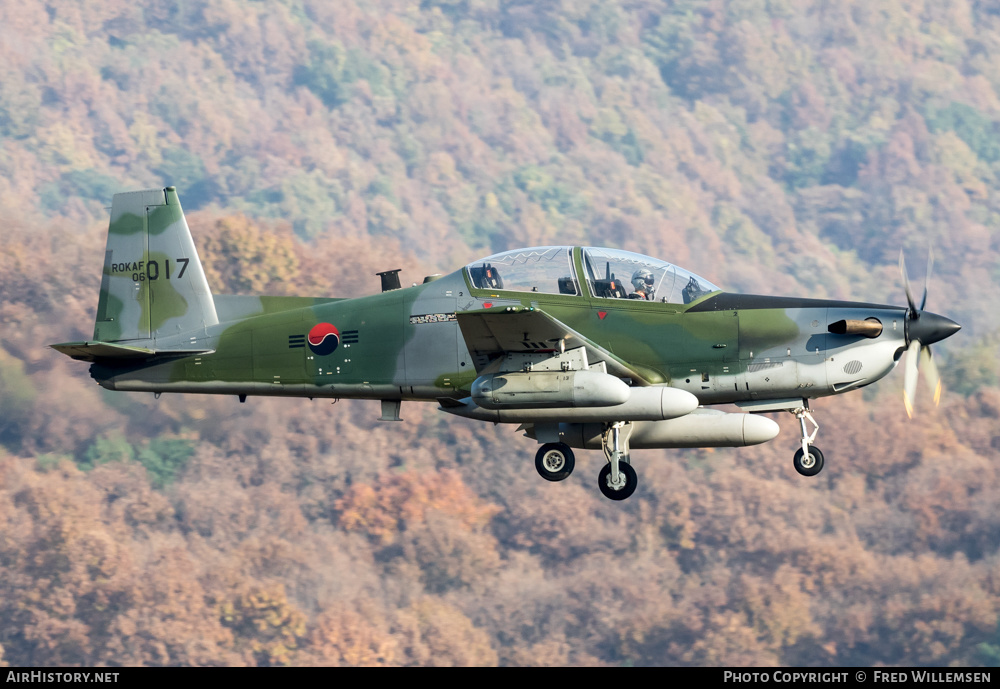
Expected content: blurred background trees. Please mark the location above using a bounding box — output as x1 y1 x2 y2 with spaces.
1 0 999 666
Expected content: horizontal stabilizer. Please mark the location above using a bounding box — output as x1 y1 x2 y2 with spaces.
50 341 212 362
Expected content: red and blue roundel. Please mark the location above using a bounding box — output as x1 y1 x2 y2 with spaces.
308 323 340 355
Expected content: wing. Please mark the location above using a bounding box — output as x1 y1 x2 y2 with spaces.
455 306 661 385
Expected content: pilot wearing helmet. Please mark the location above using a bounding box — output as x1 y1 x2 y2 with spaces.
629 268 655 300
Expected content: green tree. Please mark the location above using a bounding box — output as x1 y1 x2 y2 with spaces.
136 437 194 489
925 102 1000 163
0 350 36 449
80 433 134 471
295 40 350 108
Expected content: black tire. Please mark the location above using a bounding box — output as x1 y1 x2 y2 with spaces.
535 443 575 482
793 446 825 477
598 462 638 500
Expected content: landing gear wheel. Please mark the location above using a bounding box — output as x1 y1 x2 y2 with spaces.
535 443 575 482
793 446 825 477
598 462 638 500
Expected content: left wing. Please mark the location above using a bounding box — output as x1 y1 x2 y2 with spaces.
455 306 662 384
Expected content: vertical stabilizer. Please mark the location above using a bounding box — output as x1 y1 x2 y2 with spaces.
94 187 218 343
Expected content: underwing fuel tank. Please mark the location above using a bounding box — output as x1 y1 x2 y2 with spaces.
471 370 630 409
541 410 780 449
442 385 699 423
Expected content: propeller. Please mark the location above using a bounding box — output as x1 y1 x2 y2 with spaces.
899 248 960 417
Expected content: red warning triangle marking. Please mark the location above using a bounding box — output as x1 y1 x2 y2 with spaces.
598 311 607 320
484 302 493 308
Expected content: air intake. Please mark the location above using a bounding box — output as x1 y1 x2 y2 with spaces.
843 360 863 375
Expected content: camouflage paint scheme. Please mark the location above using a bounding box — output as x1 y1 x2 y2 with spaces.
52 188 959 499
57 188 905 402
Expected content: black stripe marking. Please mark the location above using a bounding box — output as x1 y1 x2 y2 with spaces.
686 293 901 313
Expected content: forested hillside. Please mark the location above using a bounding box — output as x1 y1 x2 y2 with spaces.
1 0 999 666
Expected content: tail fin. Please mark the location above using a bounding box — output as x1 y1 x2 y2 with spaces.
93 187 218 343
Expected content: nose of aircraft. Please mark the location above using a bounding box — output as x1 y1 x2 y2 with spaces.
906 311 961 347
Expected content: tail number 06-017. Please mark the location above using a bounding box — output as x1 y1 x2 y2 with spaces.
112 258 190 282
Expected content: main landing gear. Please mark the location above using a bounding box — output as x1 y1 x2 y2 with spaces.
791 404 824 477
598 421 637 500
534 443 575 482
532 421 640 500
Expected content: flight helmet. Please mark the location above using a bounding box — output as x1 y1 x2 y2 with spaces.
631 268 654 293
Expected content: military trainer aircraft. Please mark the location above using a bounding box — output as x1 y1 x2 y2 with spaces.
52 188 961 500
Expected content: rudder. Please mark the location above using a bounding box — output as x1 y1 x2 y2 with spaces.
94 186 218 343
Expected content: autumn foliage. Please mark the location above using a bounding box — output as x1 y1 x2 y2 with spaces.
1 0 1000 667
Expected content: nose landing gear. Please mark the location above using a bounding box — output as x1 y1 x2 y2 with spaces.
793 445 824 476
791 404 824 477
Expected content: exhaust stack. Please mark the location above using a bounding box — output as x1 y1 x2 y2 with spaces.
828 319 883 338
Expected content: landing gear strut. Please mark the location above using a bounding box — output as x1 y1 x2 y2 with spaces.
598 421 637 500
791 404 824 477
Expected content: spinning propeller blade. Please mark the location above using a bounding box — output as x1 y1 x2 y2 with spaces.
899 248 958 417
899 250 919 316
902 340 920 419
920 248 933 312
920 346 942 406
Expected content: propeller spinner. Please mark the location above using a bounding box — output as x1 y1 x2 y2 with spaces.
899 249 961 417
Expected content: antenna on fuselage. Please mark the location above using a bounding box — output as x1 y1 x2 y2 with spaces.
377 269 402 292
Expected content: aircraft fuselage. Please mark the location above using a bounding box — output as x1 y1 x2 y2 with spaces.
89 268 910 409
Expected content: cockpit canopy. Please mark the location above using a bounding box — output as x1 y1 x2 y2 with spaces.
465 246 720 305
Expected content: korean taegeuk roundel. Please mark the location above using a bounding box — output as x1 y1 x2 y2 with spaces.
307 323 340 355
